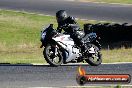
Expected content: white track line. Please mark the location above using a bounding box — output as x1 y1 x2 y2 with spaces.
32 62 132 65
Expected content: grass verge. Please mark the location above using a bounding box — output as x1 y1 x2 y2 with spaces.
78 0 132 4
0 9 132 64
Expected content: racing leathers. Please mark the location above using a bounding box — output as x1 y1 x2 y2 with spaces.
57 16 86 52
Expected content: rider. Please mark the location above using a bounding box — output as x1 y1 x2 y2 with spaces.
56 10 87 53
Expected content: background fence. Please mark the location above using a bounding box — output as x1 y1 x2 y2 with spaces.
84 23 132 49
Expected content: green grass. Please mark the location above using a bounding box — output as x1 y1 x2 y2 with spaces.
79 0 132 4
0 10 56 64
0 9 132 64
102 48 132 63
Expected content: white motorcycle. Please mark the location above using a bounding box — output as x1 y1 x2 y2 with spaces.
40 24 102 66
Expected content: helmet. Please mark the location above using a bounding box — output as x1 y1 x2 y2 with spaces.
56 10 68 23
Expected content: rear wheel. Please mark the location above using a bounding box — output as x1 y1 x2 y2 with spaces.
85 44 102 66
43 44 63 66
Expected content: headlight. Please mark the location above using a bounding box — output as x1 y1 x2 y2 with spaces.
41 32 46 41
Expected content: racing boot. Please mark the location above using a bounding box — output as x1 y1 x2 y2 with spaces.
81 44 88 54
79 39 88 54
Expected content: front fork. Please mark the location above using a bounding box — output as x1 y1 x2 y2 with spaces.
54 45 58 56
40 41 58 55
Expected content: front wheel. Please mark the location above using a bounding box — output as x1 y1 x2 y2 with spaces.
43 44 63 66
85 44 102 66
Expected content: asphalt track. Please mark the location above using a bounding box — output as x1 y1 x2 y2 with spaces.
0 0 132 23
0 63 132 87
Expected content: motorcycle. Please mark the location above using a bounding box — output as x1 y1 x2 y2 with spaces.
40 24 102 66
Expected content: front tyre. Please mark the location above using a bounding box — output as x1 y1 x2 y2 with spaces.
85 44 102 66
43 44 63 66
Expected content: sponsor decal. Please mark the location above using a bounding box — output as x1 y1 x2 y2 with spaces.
76 66 131 85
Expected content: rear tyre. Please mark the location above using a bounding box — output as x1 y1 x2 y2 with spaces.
85 44 102 66
43 44 63 67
